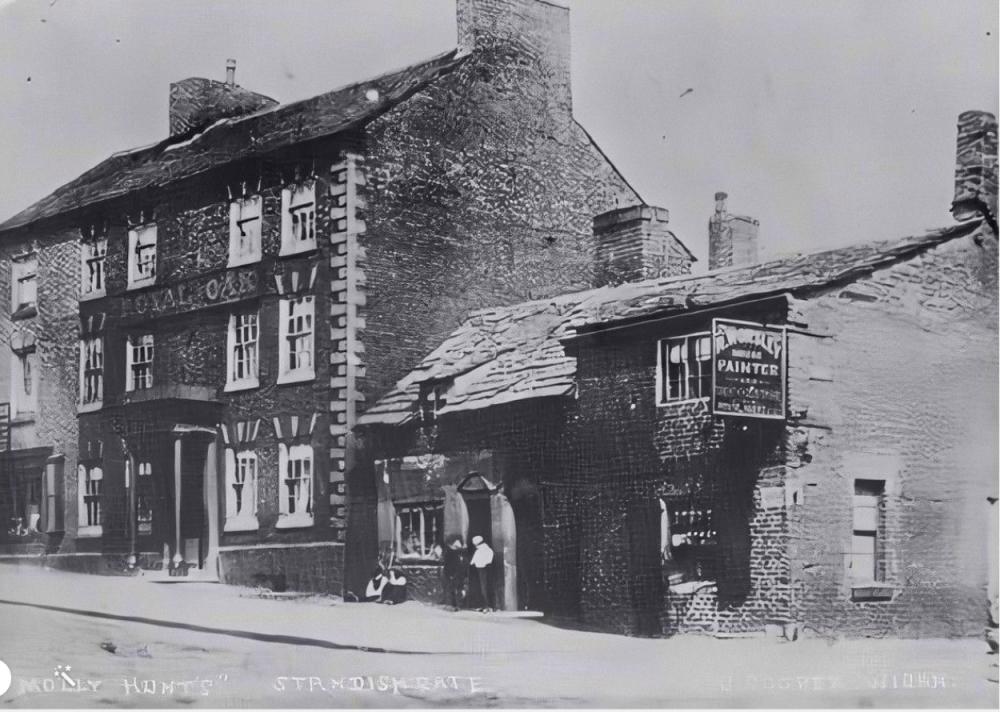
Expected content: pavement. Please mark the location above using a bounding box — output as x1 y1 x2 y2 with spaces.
0 562 996 708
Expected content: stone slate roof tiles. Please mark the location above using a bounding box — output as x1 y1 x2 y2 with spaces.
0 49 468 233
359 220 983 425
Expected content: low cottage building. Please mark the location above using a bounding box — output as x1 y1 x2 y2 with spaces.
360 110 998 637
0 0 646 595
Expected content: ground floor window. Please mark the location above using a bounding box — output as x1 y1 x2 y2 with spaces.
850 479 885 583
660 497 718 582
78 464 103 536
396 502 444 561
224 449 259 531
277 443 313 528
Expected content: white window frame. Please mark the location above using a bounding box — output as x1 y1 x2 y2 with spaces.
225 310 259 391
80 237 107 299
276 443 313 528
395 502 444 561
77 463 103 537
78 336 104 412
132 460 153 535
10 348 38 419
224 448 259 532
277 296 315 384
11 254 37 316
125 334 154 392
280 181 317 256
228 195 263 267
127 224 157 289
656 332 712 405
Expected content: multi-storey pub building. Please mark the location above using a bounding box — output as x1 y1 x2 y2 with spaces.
361 111 998 637
0 0 643 594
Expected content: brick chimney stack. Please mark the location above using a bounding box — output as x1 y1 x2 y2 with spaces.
951 110 998 229
593 205 695 287
708 192 759 270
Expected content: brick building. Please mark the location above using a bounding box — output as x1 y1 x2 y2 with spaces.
0 0 644 593
361 110 998 637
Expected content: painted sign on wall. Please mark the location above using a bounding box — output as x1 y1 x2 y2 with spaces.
121 267 260 319
712 318 786 419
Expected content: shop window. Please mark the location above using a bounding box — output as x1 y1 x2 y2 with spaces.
850 479 885 583
6 471 42 538
11 254 37 319
660 497 718 582
79 336 104 409
11 347 38 419
396 502 444 561
127 224 157 289
280 181 316 255
78 464 103 536
278 296 314 384
126 334 154 391
226 310 259 391
224 448 259 531
657 332 712 404
229 195 263 266
277 443 313 528
81 237 107 298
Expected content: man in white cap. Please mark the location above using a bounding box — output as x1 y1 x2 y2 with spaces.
469 535 495 611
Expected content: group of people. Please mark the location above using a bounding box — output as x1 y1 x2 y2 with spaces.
444 534 495 612
362 534 496 611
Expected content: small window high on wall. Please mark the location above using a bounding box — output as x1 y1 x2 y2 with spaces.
229 195 262 266
657 332 712 404
850 479 885 583
280 181 316 255
11 253 37 319
127 224 157 289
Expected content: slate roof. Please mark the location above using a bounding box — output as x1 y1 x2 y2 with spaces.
359 220 983 426
0 49 468 233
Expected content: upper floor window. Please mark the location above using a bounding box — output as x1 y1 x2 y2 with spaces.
224 448 259 531
226 310 259 391
657 332 712 405
127 224 157 289
280 181 316 255
11 254 37 319
278 296 314 384
126 334 154 391
81 237 107 298
10 347 38 419
78 336 104 410
277 443 313 528
228 195 263 267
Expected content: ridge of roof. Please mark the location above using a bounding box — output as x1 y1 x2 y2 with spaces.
0 48 469 234
358 220 985 425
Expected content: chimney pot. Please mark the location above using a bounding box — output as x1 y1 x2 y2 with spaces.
226 58 237 86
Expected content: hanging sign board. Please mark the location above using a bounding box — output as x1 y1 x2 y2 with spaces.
712 319 787 419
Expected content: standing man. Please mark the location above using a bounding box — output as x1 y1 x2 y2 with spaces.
470 535 495 612
443 537 469 610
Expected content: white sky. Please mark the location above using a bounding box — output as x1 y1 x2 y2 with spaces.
0 0 996 266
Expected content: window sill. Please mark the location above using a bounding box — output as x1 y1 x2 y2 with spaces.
227 254 262 269
77 401 103 414
224 379 260 393
275 514 314 529
126 278 156 291
396 558 443 567
224 516 259 532
79 290 106 302
656 396 710 408
850 582 895 602
278 244 318 259
77 525 103 538
11 305 37 320
277 371 315 386
11 414 36 425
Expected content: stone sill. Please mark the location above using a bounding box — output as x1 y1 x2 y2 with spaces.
224 379 260 394
126 277 156 291
11 305 37 321
850 583 896 602
224 517 260 533
77 526 103 538
79 290 106 302
276 371 315 386
77 401 103 415
275 514 314 529
278 243 318 259
10 414 36 425
656 396 710 409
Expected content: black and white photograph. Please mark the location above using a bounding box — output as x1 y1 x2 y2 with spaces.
0 0 997 707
